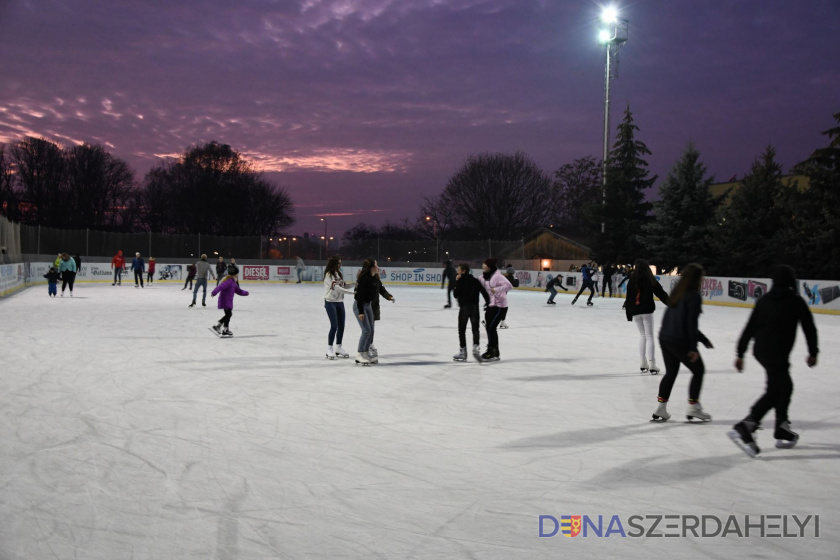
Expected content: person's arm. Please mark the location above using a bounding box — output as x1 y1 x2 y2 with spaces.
797 299 819 364
234 285 249 297
477 279 490 305
653 281 669 305
735 306 759 359
686 294 702 353
378 282 393 301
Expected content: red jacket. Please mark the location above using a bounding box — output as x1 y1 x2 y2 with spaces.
111 250 125 269
148 260 156 274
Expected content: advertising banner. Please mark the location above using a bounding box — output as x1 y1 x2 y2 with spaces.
0 263 26 296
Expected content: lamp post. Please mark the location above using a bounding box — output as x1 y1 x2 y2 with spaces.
598 6 629 234
320 218 328 258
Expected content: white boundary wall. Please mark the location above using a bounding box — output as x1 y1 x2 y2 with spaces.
19 262 840 315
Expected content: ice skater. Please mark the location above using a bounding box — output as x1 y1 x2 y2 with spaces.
147 257 156 284
296 257 305 283
442 260 456 308
215 256 226 286
353 258 378 365
111 250 125 285
652 263 714 422
623 259 669 374
210 265 249 337
368 266 395 363
131 252 145 288
545 274 568 305
601 263 616 298
452 263 489 361
58 253 77 296
189 254 216 307
323 256 355 359
729 265 819 458
43 266 59 297
476 257 512 361
571 262 596 306
183 263 196 290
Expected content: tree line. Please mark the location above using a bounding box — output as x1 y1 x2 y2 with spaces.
0 139 295 236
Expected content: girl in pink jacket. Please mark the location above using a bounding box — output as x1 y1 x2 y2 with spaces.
476 257 512 361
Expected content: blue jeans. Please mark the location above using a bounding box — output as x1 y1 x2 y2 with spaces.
353 301 374 353
325 301 346 346
192 278 208 303
48 283 57 296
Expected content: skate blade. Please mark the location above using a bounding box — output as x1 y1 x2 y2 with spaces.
453 358 467 362
728 430 760 458
775 439 798 449
649 370 660 375
650 415 669 422
640 368 649 374
686 415 712 422
326 355 336 360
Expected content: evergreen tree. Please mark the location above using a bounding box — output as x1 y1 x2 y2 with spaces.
711 146 789 277
594 106 657 263
787 112 840 279
642 143 723 273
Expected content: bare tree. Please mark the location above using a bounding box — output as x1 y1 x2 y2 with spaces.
9 137 67 226
551 155 602 236
434 152 551 239
64 143 136 230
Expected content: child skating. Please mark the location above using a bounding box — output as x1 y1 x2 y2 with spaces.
729 265 819 458
210 265 249 337
43 266 59 297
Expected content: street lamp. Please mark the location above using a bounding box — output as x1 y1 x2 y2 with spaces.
320 217 328 258
598 6 629 234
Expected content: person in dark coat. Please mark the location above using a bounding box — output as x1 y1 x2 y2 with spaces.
545 274 568 305
368 268 394 361
353 258 380 365
183 263 196 290
452 263 490 360
441 260 457 308
652 263 714 422
729 265 819 457
624 259 669 374
43 266 60 297
601 263 616 297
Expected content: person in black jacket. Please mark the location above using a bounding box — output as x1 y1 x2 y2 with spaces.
441 260 457 308
368 268 394 362
601 263 615 297
353 258 379 365
729 265 819 457
215 256 226 286
624 260 669 374
545 274 568 304
44 266 60 297
452 263 490 361
652 263 714 422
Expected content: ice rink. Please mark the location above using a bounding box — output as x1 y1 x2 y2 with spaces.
2 280 838 559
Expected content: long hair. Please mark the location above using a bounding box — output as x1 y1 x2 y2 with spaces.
357 257 376 282
324 256 343 280
630 259 654 290
668 263 704 308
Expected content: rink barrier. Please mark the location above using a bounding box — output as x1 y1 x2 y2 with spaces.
19 262 840 315
0 263 27 297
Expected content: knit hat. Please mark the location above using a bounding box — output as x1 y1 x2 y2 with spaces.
483 257 498 270
771 265 797 292
227 264 240 276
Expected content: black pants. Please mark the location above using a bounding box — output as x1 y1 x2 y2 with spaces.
484 307 507 350
147 272 154 283
61 272 76 293
113 268 122 284
184 277 194 289
748 358 794 425
574 280 596 303
602 276 613 297
458 304 481 347
220 308 233 328
134 270 144 287
446 284 454 305
658 340 705 402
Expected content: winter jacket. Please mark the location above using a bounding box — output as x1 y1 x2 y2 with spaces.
624 278 669 321
131 257 145 272
736 286 819 367
441 264 456 287
148 260 156 274
547 275 565 289
504 265 520 288
211 278 249 309
111 251 125 269
354 273 378 308
58 258 77 274
659 291 711 352
72 256 81 270
371 275 393 321
580 265 594 283
194 259 215 280
186 264 197 278
324 272 354 302
43 270 60 283
479 269 513 308
454 273 489 307
216 260 226 277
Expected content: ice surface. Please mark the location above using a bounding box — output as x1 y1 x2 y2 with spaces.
1 281 838 559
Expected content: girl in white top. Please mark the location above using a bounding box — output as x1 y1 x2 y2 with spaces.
323 256 355 359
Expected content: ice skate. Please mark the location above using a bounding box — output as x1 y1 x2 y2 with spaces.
368 352 379 364
444 303 452 308
571 298 577 305
728 419 760 457
221 328 233 337
212 323 222 335
479 347 500 362
648 358 660 375
774 421 799 449
355 352 371 366
651 402 670 422
639 358 649 373
686 401 711 422
499 321 509 329
368 345 378 359
202 302 206 307
586 300 594 307
326 345 336 360
453 347 467 362
335 345 350 358
189 303 195 308
547 299 556 305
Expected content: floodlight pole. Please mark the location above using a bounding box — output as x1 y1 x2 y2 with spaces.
600 15 629 235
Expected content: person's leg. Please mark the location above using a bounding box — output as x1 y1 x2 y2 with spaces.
548 284 557 302
573 282 586 302
335 303 346 346
353 301 368 353
192 278 200 303
114 269 119 285
222 309 232 328
458 306 469 348
61 275 68 294
200 278 207 303
447 285 454 306
469 305 481 346
657 341 683 402
485 307 503 349
365 303 375 352
68 272 75 294
682 353 706 403
587 281 595 303
634 315 647 361
325 302 339 346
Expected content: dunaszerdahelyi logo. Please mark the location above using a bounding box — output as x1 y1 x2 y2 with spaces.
561 516 581 537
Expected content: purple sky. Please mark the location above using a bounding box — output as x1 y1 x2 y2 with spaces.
1 1 838 237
